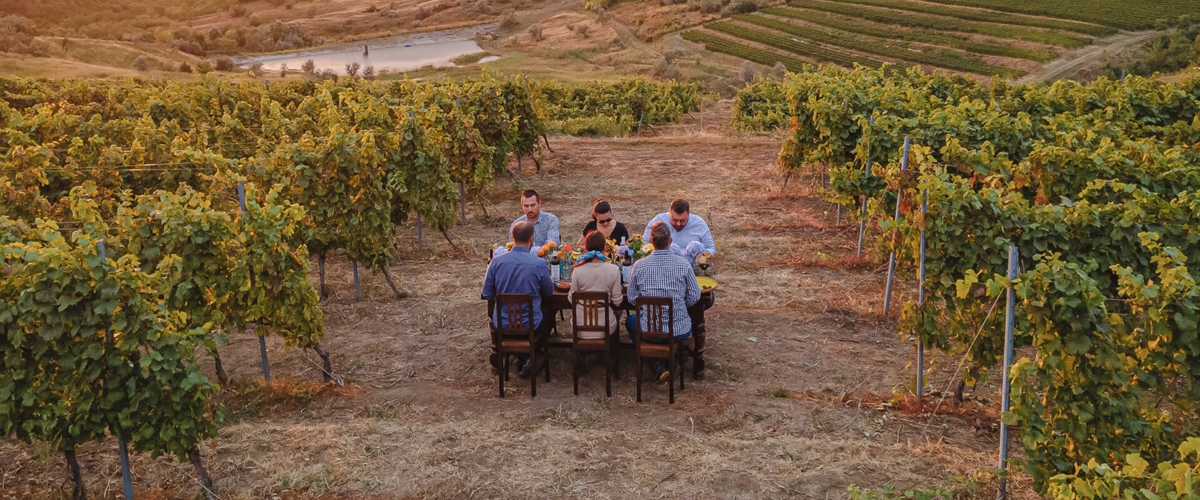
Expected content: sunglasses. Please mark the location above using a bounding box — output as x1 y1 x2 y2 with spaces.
596 217 613 224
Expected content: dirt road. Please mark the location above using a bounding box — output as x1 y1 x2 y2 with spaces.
1019 30 1161 83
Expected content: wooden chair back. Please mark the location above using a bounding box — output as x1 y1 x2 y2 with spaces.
493 293 536 344
635 296 674 344
570 291 611 342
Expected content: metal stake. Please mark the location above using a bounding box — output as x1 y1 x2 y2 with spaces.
997 245 1018 500
857 115 875 257
98 241 135 500
883 137 910 316
916 189 927 406
417 213 424 249
352 261 361 300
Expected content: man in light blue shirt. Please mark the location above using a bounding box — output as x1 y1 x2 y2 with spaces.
642 199 716 256
509 189 560 251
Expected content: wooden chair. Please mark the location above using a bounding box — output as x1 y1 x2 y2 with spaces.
491 293 550 398
634 296 691 404
570 291 620 397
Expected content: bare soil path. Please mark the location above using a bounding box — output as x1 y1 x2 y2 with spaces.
0 108 1025 499
1018 30 1161 83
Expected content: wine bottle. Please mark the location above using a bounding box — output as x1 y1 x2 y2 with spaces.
550 253 561 282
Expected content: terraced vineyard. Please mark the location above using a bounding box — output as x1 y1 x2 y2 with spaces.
763 7 1057 62
788 0 1091 48
680 0 1165 79
822 0 1117 36
919 0 1200 31
736 14 1023 78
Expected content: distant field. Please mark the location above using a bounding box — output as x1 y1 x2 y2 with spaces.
821 0 1117 37
682 0 1151 80
735 14 1023 77
789 0 1092 48
763 7 1057 62
917 0 1200 31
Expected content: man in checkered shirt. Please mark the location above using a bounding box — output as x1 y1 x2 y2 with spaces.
627 221 702 380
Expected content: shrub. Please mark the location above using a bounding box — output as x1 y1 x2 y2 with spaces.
248 13 263 27
345 62 360 78
574 23 590 37
230 4 247 17
250 62 265 77
279 63 288 78
362 65 376 80
527 23 542 41
0 14 30 33
731 0 757 13
301 59 316 76
195 60 213 74
179 62 192 73
739 60 757 82
214 57 235 71
652 58 682 80
134 55 149 71
499 11 519 30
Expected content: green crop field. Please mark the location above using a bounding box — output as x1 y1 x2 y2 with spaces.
823 0 1117 37
681 31 820 72
736 14 1023 77
918 0 1200 31
762 7 1057 62
789 0 1092 48
702 22 886 68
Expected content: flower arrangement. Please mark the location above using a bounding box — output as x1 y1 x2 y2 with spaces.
626 233 652 260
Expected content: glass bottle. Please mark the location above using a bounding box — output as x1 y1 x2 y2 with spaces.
620 254 632 285
550 252 561 282
561 254 572 282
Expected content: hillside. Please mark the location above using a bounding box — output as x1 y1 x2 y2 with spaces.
2 0 1199 82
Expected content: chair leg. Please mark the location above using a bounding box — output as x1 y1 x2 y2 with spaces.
636 354 643 403
605 345 612 398
668 362 675 405
530 351 537 398
679 350 685 391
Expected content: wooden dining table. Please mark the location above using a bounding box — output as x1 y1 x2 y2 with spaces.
543 285 715 379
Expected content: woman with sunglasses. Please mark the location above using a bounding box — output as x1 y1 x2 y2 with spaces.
577 199 630 249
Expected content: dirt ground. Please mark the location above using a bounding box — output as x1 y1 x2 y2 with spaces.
0 106 1032 499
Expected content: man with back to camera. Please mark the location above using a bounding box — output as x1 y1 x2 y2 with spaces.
627 221 702 382
642 199 716 256
509 189 560 251
484 221 555 378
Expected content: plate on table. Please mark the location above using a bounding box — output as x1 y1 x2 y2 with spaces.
697 277 717 291
556 281 571 291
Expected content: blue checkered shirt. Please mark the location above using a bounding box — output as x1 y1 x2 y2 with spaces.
510 211 561 250
627 250 701 337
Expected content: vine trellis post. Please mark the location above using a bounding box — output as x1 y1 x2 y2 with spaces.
97 240 135 500
238 183 271 381
997 245 1018 500
883 136 910 316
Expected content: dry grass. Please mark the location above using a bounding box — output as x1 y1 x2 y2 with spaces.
0 105 1037 499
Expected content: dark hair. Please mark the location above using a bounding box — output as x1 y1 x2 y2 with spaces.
521 189 540 203
584 230 606 253
670 199 689 215
649 221 671 250
511 220 534 245
591 199 611 220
